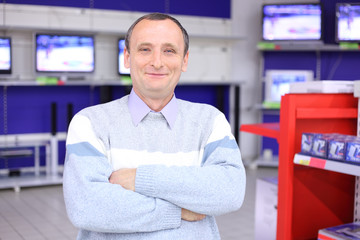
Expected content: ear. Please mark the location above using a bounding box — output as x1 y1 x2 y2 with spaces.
124 47 130 68
181 51 189 72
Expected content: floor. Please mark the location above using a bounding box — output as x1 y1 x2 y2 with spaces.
0 167 278 240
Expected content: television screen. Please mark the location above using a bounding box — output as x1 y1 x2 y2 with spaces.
263 70 314 108
36 34 95 73
336 3 360 42
262 3 322 41
118 39 130 76
0 37 12 74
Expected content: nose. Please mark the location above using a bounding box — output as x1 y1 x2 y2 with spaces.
150 50 163 69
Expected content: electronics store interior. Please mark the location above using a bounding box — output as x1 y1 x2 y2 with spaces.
0 0 360 239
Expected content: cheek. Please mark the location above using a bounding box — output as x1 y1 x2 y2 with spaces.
132 57 149 70
168 58 184 71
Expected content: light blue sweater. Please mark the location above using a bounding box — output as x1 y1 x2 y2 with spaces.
63 95 246 239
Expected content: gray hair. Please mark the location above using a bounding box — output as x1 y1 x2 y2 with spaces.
125 13 189 57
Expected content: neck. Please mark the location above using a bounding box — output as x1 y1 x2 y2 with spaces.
145 97 171 112
134 89 173 112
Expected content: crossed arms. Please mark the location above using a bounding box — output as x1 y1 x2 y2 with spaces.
109 168 206 222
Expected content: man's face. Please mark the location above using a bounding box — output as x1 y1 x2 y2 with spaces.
124 19 189 102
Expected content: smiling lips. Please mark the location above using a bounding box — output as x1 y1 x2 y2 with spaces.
146 72 167 78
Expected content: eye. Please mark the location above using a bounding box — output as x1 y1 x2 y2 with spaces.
139 47 150 52
164 49 176 54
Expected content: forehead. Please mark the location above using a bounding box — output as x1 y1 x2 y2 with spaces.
130 19 184 47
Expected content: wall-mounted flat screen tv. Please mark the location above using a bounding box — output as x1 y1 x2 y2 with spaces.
262 3 322 41
36 34 95 73
0 37 12 74
118 39 130 76
336 3 360 42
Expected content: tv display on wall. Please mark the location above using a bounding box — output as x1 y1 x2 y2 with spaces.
0 37 12 74
336 3 360 42
262 3 322 41
35 33 95 73
118 39 130 76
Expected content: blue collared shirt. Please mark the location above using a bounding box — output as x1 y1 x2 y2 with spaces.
128 89 178 129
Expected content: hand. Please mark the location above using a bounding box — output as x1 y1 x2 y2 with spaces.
109 168 136 191
181 208 206 222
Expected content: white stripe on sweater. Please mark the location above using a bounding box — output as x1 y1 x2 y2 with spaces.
109 149 203 170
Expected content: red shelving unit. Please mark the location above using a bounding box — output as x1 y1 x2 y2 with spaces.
240 122 280 142
240 93 358 239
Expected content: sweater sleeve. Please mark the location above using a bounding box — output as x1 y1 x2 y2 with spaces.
63 114 181 233
135 113 246 216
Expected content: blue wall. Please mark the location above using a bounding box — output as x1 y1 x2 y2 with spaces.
0 85 100 169
0 86 98 134
5 0 231 19
264 51 360 81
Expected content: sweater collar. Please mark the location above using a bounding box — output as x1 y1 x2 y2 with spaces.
128 89 178 129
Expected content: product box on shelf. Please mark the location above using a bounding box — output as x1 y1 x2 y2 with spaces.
328 135 356 161
301 132 360 165
318 222 360 240
301 132 315 155
301 132 325 155
346 141 360 164
312 134 332 158
328 139 347 161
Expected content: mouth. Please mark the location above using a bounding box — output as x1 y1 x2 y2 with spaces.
146 73 167 78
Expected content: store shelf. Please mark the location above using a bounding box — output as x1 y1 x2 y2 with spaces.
296 107 357 119
0 172 63 191
258 42 360 52
0 132 66 190
0 132 67 143
294 153 360 177
240 122 279 142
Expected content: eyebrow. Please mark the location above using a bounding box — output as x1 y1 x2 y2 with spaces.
162 43 179 50
136 42 180 51
137 42 152 48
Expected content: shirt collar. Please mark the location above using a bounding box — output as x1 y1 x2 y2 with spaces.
128 89 178 129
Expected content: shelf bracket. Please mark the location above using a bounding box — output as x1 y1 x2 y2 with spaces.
355 98 360 222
